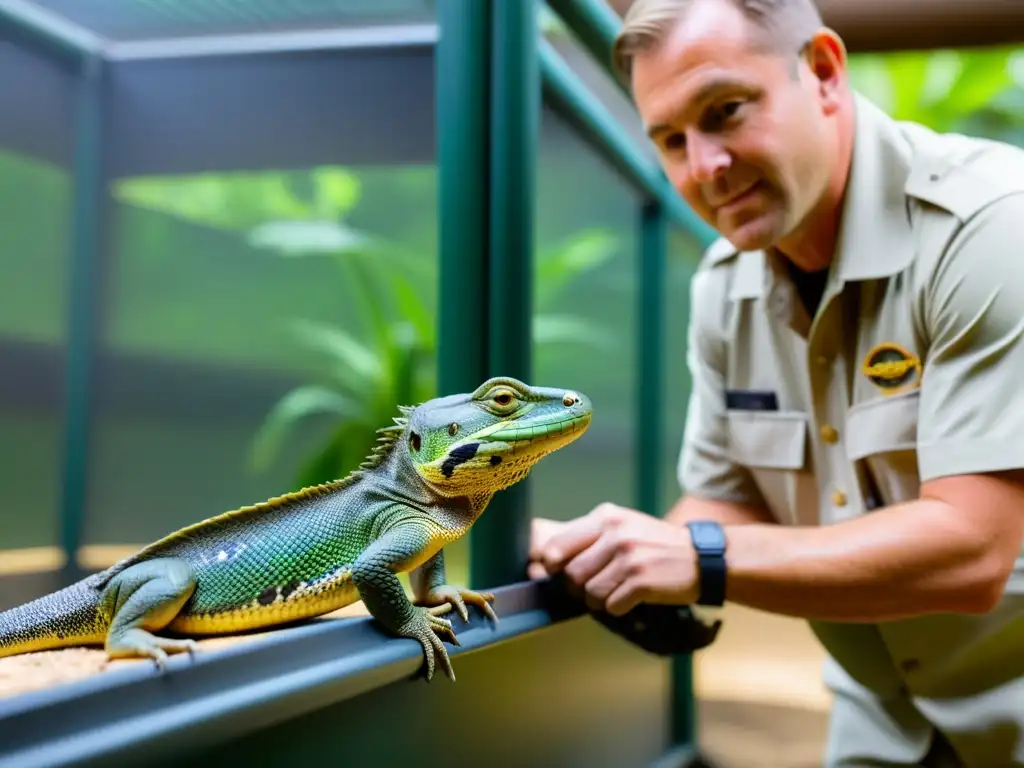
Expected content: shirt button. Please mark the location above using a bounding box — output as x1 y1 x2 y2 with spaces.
814 355 830 367
820 425 839 443
901 658 920 673
832 490 847 507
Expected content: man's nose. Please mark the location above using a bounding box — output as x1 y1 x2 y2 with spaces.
687 135 730 184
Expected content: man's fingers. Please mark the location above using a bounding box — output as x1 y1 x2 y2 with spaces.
605 578 646 617
563 531 617 590
527 561 550 580
583 555 627 612
540 517 606 573
528 518 564 559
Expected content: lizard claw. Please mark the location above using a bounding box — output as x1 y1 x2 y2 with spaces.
398 606 460 682
417 586 498 625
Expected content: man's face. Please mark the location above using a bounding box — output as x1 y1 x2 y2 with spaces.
631 1 839 251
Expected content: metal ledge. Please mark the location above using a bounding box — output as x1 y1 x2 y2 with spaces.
0 580 588 768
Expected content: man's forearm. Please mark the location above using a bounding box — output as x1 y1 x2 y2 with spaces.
723 497 1013 622
664 492 776 527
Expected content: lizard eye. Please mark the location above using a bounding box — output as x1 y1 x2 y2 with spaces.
448 423 459 436
493 391 514 406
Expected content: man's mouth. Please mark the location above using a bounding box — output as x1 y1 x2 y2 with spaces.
717 180 763 210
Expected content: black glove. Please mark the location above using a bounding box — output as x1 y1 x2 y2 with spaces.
539 573 723 656
588 601 722 655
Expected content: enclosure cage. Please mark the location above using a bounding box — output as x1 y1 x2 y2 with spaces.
3 0 1023 765
0 0 717 765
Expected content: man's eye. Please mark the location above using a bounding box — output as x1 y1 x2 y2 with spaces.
701 101 743 132
716 101 745 124
663 132 686 151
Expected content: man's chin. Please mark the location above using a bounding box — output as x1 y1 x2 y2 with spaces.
717 212 782 252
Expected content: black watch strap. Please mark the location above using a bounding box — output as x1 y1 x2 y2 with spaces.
686 520 727 607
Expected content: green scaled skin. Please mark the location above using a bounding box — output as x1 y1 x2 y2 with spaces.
0 377 592 682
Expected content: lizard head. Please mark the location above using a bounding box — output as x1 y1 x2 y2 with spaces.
404 376 592 498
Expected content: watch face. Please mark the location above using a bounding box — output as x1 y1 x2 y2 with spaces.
691 523 725 551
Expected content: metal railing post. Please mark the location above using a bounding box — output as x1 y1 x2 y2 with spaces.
473 0 541 589
58 51 107 584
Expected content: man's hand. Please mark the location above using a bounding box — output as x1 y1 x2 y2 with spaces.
529 503 699 616
527 517 567 580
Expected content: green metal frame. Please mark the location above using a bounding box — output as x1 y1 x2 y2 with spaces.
58 51 106 584
435 0 490 400
479 0 541 589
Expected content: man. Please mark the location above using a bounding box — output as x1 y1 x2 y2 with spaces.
528 0 1024 765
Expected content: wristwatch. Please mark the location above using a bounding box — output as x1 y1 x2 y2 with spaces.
686 520 727 607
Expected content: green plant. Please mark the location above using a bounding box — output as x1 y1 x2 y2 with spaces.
847 46 1020 134
111 165 622 485
247 223 621 489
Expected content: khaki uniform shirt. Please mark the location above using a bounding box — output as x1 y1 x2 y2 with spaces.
678 93 1024 766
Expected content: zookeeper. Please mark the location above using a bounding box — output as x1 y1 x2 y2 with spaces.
529 0 1024 765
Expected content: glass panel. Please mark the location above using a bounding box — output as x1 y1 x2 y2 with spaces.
540 6 653 160
528 96 672 746
0 34 74 563
529 106 640 522
28 0 437 42
658 228 702 518
82 50 447 580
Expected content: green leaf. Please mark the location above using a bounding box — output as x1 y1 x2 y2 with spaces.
385 270 436 345
941 50 1013 120
535 228 619 307
884 52 933 122
248 385 358 472
246 219 370 255
290 318 384 395
312 168 363 219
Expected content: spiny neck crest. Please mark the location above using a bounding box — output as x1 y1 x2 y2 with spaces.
353 404 414 473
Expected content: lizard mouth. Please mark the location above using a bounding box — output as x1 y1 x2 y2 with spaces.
483 410 592 445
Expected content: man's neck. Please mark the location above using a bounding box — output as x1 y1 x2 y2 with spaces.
773 99 856 274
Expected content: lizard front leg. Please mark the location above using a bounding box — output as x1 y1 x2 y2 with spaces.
351 523 462 682
410 549 498 625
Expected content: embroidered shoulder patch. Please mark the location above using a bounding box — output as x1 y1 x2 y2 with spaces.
862 342 921 394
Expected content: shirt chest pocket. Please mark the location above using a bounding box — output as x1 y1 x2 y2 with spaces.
845 390 920 507
725 410 812 525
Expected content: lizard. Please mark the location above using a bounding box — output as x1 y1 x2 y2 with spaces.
0 376 592 682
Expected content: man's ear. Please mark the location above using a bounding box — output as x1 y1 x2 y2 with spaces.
804 28 847 110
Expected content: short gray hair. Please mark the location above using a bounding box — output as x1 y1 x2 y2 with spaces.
612 0 825 82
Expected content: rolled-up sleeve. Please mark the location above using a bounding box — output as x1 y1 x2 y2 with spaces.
916 191 1024 481
677 264 765 506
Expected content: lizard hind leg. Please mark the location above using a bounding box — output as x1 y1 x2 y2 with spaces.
98 557 199 669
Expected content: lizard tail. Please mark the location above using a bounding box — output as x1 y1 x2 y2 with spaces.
0 578 109 658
